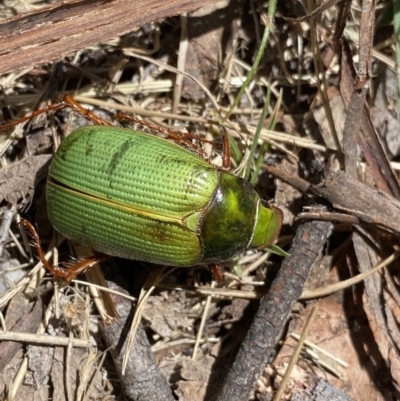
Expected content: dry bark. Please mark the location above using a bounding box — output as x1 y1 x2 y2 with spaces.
0 0 218 76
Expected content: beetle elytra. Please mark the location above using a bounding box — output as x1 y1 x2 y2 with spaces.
47 125 282 270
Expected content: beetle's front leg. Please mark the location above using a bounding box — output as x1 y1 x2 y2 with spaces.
20 219 109 282
209 263 224 283
221 126 231 171
63 95 113 126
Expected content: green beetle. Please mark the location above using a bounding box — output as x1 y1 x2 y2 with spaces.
46 125 282 267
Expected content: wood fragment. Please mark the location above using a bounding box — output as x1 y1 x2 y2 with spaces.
0 0 219 76
332 0 352 41
339 39 400 197
312 170 400 235
296 211 359 225
291 378 355 401
266 165 400 237
264 164 310 193
341 86 366 177
0 206 15 255
352 229 400 388
0 155 52 211
0 299 43 372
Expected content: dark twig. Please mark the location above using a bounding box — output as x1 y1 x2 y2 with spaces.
333 0 352 41
264 164 310 193
312 170 400 235
266 165 400 237
100 282 174 401
215 220 333 401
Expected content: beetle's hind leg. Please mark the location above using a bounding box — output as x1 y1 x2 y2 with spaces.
20 220 108 283
113 112 220 156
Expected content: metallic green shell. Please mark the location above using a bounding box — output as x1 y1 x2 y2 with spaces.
47 126 218 266
200 173 258 262
199 173 283 262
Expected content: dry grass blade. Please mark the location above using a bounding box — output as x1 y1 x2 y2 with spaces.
273 305 319 401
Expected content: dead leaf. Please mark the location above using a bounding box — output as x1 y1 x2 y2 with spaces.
144 292 197 338
0 155 51 210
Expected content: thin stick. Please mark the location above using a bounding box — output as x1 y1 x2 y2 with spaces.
192 281 216 360
0 332 90 348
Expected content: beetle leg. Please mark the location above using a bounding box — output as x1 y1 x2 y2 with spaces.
209 263 224 283
0 100 68 129
0 95 112 130
221 126 231 171
63 95 112 126
114 112 219 157
59 253 110 282
20 219 108 282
